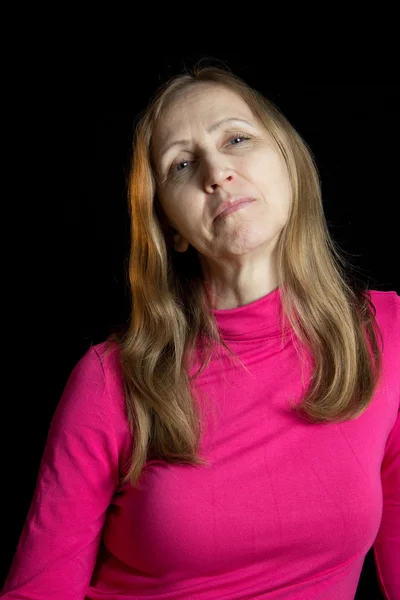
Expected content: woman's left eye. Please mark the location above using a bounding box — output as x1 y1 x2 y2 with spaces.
229 134 251 145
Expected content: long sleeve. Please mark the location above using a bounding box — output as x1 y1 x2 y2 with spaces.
373 407 400 600
1 346 121 599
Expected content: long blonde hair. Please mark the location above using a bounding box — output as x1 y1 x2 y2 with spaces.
105 64 383 489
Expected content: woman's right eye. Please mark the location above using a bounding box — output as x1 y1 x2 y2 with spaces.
172 160 191 173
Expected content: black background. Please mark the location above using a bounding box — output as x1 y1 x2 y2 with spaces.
3 54 398 598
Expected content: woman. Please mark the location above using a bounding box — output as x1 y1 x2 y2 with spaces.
2 64 399 599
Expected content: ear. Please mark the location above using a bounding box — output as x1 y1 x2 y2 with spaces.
173 233 189 253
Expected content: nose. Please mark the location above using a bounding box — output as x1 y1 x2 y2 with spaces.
203 156 236 193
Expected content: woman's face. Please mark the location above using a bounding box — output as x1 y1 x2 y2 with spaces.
151 82 292 278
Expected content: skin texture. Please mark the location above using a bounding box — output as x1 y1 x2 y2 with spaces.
152 82 292 310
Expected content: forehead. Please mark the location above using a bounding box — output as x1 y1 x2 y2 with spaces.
152 83 255 149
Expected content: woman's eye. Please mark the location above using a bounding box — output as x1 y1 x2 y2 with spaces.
168 160 191 174
170 134 251 174
230 135 251 145
175 160 190 172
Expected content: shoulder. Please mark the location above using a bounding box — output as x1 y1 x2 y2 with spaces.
89 339 121 375
84 340 129 429
367 289 400 339
65 340 121 391
59 340 122 414
368 288 399 314
63 340 126 426
367 291 399 404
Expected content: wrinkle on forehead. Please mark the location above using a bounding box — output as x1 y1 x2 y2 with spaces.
151 83 257 166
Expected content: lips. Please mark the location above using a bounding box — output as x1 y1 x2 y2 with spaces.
213 197 256 220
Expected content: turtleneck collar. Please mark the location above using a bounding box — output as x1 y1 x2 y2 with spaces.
211 286 291 342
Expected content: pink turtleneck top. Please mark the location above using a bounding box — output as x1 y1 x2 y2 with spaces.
2 287 399 599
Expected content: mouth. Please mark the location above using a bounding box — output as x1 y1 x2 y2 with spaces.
214 197 256 221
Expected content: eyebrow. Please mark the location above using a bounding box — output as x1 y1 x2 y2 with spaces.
158 117 257 160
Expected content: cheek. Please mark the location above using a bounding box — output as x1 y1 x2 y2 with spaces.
168 191 199 231
269 158 291 195
160 185 183 212
251 155 292 214
243 153 273 185
157 191 182 231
